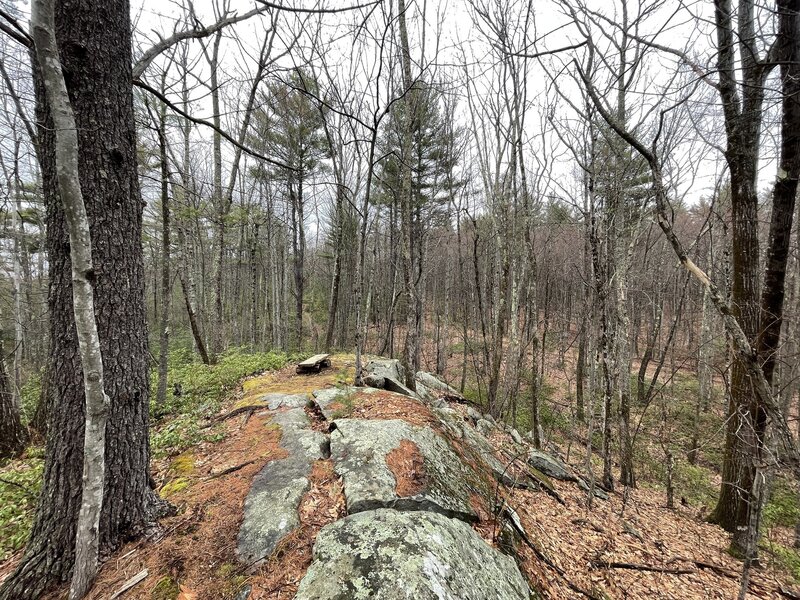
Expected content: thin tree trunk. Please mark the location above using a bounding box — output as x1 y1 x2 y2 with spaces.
0 309 26 458
156 99 171 407
397 0 420 389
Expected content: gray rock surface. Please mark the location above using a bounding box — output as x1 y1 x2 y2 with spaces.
312 386 382 419
313 387 353 405
237 409 328 565
362 374 385 389
576 477 610 500
476 418 494 437
363 359 418 398
383 377 418 398
364 359 405 382
330 418 477 521
294 509 530 600
527 449 575 481
312 387 353 419
465 406 482 424
414 371 463 404
256 392 308 410
509 428 524 445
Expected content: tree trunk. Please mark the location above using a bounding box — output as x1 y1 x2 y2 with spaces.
250 220 260 347
0 333 26 459
156 100 171 407
325 186 344 350
174 67 209 365
707 0 771 537
1 1 165 596
397 0 420 389
293 177 306 349
208 31 224 360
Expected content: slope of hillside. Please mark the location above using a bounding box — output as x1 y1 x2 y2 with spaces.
13 354 800 599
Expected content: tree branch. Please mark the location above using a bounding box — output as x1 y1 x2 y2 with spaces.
133 78 297 171
133 5 271 79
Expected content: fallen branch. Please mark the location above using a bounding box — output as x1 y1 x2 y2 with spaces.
571 518 605 534
591 560 694 575
500 505 603 600
679 558 737 579
209 404 266 425
109 569 149 599
239 408 255 429
206 460 257 480
669 557 779 595
0 477 36 498
779 586 800 599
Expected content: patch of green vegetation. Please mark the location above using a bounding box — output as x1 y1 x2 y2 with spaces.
151 575 180 600
765 478 800 528
539 401 569 433
674 461 718 508
726 543 746 560
450 341 465 354
216 562 248 597
150 347 294 458
764 543 800 582
151 414 223 458
527 466 555 493
633 442 717 509
169 452 196 476
152 347 293 418
160 477 190 498
461 385 484 407
334 368 351 386
329 386 358 420
19 371 42 424
0 457 44 561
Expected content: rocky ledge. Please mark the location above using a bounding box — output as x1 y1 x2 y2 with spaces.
235 358 600 599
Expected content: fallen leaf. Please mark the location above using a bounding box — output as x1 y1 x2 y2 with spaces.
177 585 198 600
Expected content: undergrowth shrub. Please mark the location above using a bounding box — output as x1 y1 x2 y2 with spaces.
0 453 44 561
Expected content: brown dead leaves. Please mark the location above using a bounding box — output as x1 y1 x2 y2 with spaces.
387 439 427 497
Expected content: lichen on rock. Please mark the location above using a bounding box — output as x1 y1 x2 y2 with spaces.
236 408 328 566
330 418 479 521
294 509 531 600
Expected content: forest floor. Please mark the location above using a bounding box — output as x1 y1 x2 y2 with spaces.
1 349 800 599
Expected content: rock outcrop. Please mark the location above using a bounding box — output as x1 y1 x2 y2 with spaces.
362 358 417 397
235 362 606 598
414 371 464 405
295 509 530 600
237 405 328 565
331 418 479 521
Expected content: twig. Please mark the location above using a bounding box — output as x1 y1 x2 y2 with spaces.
109 569 149 599
206 460 257 480
0 477 36 498
591 560 695 575
208 404 266 425
501 505 603 600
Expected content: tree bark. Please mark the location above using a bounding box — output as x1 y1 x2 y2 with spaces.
707 0 772 536
397 0 420 389
31 0 109 596
1 1 164 596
